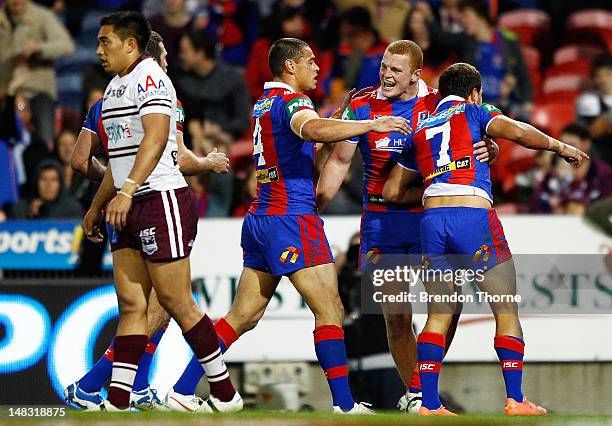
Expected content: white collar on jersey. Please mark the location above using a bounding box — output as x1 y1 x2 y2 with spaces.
434 95 466 113
375 79 430 100
263 81 296 93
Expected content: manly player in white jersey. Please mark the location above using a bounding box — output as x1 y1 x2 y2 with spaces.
86 11 241 412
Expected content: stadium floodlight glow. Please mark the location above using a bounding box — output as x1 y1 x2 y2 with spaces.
0 295 51 374
48 285 118 400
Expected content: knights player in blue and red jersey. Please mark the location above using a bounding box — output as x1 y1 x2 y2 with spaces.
384 63 587 416
178 37 411 415
317 40 499 413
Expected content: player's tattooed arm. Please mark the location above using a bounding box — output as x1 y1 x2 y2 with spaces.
383 165 423 206
71 129 106 181
177 131 230 176
317 141 358 212
486 115 589 167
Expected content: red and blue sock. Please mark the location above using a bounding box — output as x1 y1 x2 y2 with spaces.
132 322 169 392
173 318 237 395
417 331 445 410
408 370 422 394
494 335 525 402
78 341 114 393
313 325 355 411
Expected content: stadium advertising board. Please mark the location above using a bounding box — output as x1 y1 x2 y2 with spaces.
0 216 610 404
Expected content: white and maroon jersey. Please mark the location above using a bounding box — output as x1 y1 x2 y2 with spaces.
102 56 186 196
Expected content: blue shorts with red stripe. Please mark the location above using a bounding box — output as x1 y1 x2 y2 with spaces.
360 210 423 272
241 212 334 276
420 207 512 271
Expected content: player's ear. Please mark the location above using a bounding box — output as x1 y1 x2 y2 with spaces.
411 68 422 84
125 36 138 54
468 87 480 104
284 58 296 75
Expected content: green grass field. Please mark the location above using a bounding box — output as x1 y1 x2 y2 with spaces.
2 409 612 425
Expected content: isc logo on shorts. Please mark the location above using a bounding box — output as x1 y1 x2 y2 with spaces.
140 227 158 255
419 363 437 371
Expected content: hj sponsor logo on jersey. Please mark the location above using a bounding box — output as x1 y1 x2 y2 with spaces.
373 136 404 152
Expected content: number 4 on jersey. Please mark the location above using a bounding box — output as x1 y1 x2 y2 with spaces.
253 117 266 166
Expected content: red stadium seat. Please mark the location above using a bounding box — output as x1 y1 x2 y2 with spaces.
530 102 576 139
541 75 588 97
544 60 592 79
553 44 604 65
521 44 542 99
499 9 551 46
566 9 612 50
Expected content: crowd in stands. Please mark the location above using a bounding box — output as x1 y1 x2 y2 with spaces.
0 0 610 222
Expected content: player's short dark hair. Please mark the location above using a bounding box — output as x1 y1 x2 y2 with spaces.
268 38 310 77
561 123 591 140
591 53 612 75
183 30 216 59
459 0 494 26
146 31 164 63
438 63 482 99
100 11 151 53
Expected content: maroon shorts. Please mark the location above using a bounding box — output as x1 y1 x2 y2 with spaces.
109 187 198 261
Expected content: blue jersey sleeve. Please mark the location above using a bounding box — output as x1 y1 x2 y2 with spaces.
397 135 418 172
82 99 103 134
468 103 503 135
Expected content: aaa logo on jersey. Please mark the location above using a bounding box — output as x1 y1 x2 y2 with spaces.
280 246 300 264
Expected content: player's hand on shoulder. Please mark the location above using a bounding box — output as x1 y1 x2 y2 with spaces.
205 147 230 174
83 207 104 243
372 115 412 135
331 86 374 119
557 140 589 167
474 137 499 163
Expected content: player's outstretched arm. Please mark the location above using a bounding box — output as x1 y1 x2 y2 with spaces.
487 116 589 166
177 131 229 176
292 110 411 143
316 141 358 212
71 129 106 182
382 164 423 205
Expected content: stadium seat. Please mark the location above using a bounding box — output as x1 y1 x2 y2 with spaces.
498 9 551 46
544 60 591 79
553 44 604 65
565 9 612 50
541 75 588 98
521 44 542 100
530 102 576 138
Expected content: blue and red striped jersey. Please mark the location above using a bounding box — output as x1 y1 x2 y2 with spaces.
343 84 439 212
401 95 503 203
82 98 108 153
249 82 318 215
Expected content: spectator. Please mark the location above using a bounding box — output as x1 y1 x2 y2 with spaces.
401 5 458 87
437 0 464 34
458 0 533 118
334 0 410 42
149 0 194 69
10 158 82 219
246 6 330 103
0 93 22 219
576 54 612 163
530 124 612 214
331 7 388 95
0 0 75 147
175 30 250 139
54 129 98 208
